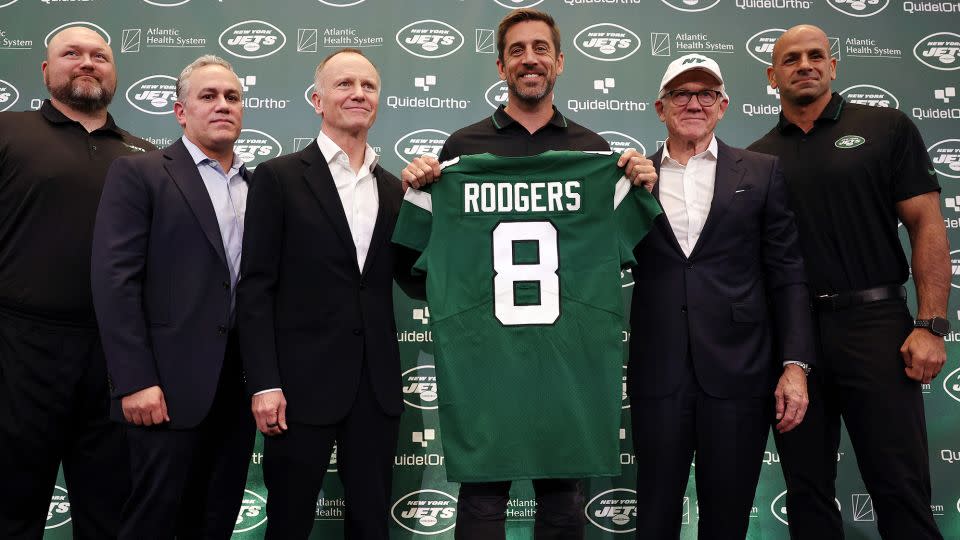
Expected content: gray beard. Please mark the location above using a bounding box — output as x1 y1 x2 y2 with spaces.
47 78 114 114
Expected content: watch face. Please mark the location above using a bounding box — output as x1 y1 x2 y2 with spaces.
931 317 951 336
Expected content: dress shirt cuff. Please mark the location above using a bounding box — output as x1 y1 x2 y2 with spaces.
254 388 282 396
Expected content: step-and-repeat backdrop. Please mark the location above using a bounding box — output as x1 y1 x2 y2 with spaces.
1 0 957 538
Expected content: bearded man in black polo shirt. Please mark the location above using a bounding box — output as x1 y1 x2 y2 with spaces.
0 27 154 539
749 24 949 540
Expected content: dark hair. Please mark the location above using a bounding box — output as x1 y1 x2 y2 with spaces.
496 8 561 63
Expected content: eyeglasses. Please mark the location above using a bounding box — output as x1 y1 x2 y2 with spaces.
663 89 723 107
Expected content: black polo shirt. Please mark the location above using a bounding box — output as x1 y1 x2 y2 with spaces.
0 100 155 324
748 92 939 296
438 104 609 161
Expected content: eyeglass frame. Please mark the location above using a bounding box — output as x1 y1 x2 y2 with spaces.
660 89 724 107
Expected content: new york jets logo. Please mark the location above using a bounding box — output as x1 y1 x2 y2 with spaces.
485 80 509 109
46 486 71 529
826 0 888 17
0 0 19 6
143 0 192 6
943 366 960 402
913 32 960 71
771 490 841 525
125 75 177 115
950 249 960 289
45 22 111 47
395 20 464 59
394 129 449 165
235 129 282 168
391 490 457 535
928 139 960 178
219 20 286 59
599 131 647 156
575 24 640 62
0 79 19 112
746 29 786 65
585 488 637 533
318 0 366 5
234 489 267 533
839 85 899 109
834 135 865 149
659 0 721 12
402 365 439 409
493 0 544 7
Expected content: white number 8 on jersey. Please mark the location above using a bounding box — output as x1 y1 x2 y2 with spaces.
492 221 560 326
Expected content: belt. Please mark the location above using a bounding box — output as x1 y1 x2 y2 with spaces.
813 285 906 312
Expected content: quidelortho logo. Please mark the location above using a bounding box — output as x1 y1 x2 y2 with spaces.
914 32 960 70
125 75 177 115
839 84 899 108
45 22 111 46
402 365 439 410
827 0 889 17
493 0 544 7
0 79 19 112
219 20 286 59
746 29 786 65
575 24 640 62
394 129 449 165
235 129 282 169
395 20 464 59
46 485 71 529
391 490 457 535
742 84 782 117
599 131 646 156
318 0 366 5
234 489 267 533
660 0 721 12
485 80 509 109
143 0 192 6
585 488 637 533
929 139 960 178
567 76 647 115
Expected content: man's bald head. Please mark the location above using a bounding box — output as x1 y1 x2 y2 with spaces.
767 23 836 107
772 24 829 66
42 26 117 114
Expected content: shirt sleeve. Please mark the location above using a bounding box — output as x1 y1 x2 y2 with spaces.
391 185 434 273
892 111 941 202
613 176 662 268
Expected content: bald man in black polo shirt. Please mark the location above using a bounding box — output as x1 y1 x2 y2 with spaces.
0 27 154 539
749 24 948 539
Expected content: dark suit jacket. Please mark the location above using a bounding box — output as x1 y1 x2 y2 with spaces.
92 139 250 429
628 139 814 399
237 141 420 425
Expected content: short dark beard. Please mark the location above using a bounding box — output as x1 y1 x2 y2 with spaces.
507 77 554 107
47 77 114 114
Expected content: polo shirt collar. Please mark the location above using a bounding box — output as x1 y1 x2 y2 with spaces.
776 91 844 133
491 104 568 131
40 99 123 136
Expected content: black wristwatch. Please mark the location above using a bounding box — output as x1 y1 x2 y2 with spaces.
914 316 951 337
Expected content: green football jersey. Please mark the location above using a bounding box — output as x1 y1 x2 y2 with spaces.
392 150 661 482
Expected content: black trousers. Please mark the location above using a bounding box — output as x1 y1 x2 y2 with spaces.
631 363 770 540
454 479 585 540
119 337 254 540
0 308 129 539
262 365 400 540
774 298 942 539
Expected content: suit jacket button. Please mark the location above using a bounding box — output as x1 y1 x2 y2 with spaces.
222 281 230 290
218 325 227 335
680 305 687 313
686 263 693 269
353 328 363 336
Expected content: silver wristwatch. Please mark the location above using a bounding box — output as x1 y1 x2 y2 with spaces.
784 360 811 375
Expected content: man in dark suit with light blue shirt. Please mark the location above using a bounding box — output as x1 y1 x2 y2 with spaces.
91 54 254 539
627 54 815 540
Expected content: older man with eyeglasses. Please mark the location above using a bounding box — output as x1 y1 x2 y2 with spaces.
625 53 815 540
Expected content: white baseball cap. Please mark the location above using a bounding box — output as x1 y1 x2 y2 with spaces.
658 54 726 99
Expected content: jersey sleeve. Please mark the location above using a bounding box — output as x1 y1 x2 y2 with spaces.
613 176 662 268
391 186 434 273
892 111 941 202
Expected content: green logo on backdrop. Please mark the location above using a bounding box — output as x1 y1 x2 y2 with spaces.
835 135 866 149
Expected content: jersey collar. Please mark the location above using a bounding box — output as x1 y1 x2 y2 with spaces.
776 91 844 134
491 104 568 131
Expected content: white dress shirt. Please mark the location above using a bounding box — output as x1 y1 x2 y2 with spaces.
316 131 379 271
658 136 718 257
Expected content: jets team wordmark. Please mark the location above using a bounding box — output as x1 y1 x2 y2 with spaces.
463 181 582 214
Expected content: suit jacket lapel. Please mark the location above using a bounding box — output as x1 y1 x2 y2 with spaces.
300 142 360 271
688 139 744 259
360 165 391 278
649 148 686 258
163 139 228 266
